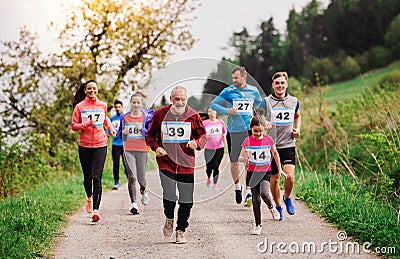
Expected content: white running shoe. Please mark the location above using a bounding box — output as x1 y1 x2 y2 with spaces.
252 225 262 235
141 191 149 205
269 207 280 220
130 202 139 214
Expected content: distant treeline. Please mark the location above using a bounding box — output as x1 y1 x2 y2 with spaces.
202 0 400 96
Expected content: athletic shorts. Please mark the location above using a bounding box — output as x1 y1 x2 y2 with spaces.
271 147 296 175
226 130 252 162
246 171 271 188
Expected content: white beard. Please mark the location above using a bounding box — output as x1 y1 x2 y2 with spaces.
172 104 186 115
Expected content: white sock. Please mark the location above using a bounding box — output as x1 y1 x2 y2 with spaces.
235 184 241 190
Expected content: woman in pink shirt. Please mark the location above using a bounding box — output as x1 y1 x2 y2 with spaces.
71 80 116 222
202 108 227 190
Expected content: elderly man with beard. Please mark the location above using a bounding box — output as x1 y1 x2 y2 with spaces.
146 86 206 244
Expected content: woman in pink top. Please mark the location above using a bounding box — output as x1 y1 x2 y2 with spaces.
239 116 287 235
71 80 116 223
202 108 227 190
121 91 154 215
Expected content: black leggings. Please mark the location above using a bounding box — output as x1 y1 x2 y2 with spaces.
112 145 127 182
78 146 107 210
204 148 224 183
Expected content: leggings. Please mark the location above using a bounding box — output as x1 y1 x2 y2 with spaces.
204 148 224 184
112 145 127 182
160 170 194 232
78 146 107 210
247 171 273 226
123 151 148 203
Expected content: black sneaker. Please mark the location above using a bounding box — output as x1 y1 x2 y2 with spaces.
235 185 243 204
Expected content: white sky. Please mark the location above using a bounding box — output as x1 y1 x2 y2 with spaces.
0 0 330 60
0 0 330 108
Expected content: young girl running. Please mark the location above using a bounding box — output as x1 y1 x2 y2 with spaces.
71 80 116 222
121 91 154 214
239 116 287 235
202 108 227 190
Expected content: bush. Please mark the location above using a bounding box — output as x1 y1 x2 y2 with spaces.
337 56 361 81
365 46 392 68
379 71 400 88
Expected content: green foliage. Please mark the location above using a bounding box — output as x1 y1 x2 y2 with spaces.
0 133 80 199
379 71 400 87
296 170 400 256
0 175 85 258
385 14 400 59
337 56 361 81
364 46 393 69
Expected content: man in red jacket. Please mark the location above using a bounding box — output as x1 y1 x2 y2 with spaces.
146 85 206 244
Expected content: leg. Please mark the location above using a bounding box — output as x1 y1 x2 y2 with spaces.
111 145 120 185
135 151 148 192
159 170 178 219
204 149 214 179
212 148 224 184
176 174 194 232
121 147 128 179
250 182 262 226
260 179 273 208
124 151 138 203
91 146 107 210
78 146 93 198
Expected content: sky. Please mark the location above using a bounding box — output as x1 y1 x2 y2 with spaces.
0 0 330 107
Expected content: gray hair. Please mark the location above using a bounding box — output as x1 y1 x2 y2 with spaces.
170 85 187 97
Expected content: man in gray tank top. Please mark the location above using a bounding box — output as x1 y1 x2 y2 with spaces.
260 71 301 221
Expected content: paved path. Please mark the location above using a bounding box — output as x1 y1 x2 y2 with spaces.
53 152 376 258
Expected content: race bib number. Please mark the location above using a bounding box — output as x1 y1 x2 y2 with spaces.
112 120 121 131
233 99 253 114
206 125 223 136
271 108 295 126
246 146 271 166
162 121 191 143
125 123 143 139
81 109 105 127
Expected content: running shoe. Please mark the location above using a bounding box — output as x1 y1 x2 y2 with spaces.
141 191 149 205
163 218 174 237
85 198 92 213
283 196 295 215
112 182 120 190
206 178 211 188
91 210 100 222
276 206 284 221
243 193 252 207
269 207 280 220
252 225 262 235
130 202 139 214
235 185 243 204
176 230 188 244
212 184 219 191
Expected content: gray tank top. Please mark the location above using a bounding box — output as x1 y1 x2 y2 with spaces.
265 94 299 149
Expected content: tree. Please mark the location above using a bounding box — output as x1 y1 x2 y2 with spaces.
0 0 198 145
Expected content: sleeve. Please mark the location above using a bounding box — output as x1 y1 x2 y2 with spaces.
210 89 231 115
71 106 93 131
295 100 300 113
145 111 161 152
220 119 227 136
118 114 124 138
192 114 207 150
241 137 249 148
103 106 116 134
141 109 154 136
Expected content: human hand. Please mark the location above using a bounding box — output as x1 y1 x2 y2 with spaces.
155 147 167 157
293 128 300 138
122 127 129 135
265 121 273 130
227 108 238 115
280 170 289 179
186 140 197 150
111 131 117 137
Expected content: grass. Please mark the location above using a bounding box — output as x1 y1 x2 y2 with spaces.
295 170 400 257
313 60 400 107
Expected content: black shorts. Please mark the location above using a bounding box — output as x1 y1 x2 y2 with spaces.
226 130 251 162
246 171 271 188
271 147 296 175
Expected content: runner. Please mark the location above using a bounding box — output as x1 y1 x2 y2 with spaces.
146 86 206 244
239 116 286 235
202 107 227 191
71 80 116 222
108 100 127 190
262 71 301 220
210 66 263 206
121 91 154 214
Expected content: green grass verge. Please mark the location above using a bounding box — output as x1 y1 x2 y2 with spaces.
296 170 400 258
0 175 84 258
315 60 400 107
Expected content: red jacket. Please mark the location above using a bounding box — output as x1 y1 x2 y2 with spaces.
146 105 206 174
71 97 116 148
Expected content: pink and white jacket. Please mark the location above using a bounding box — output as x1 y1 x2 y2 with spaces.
71 97 116 148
